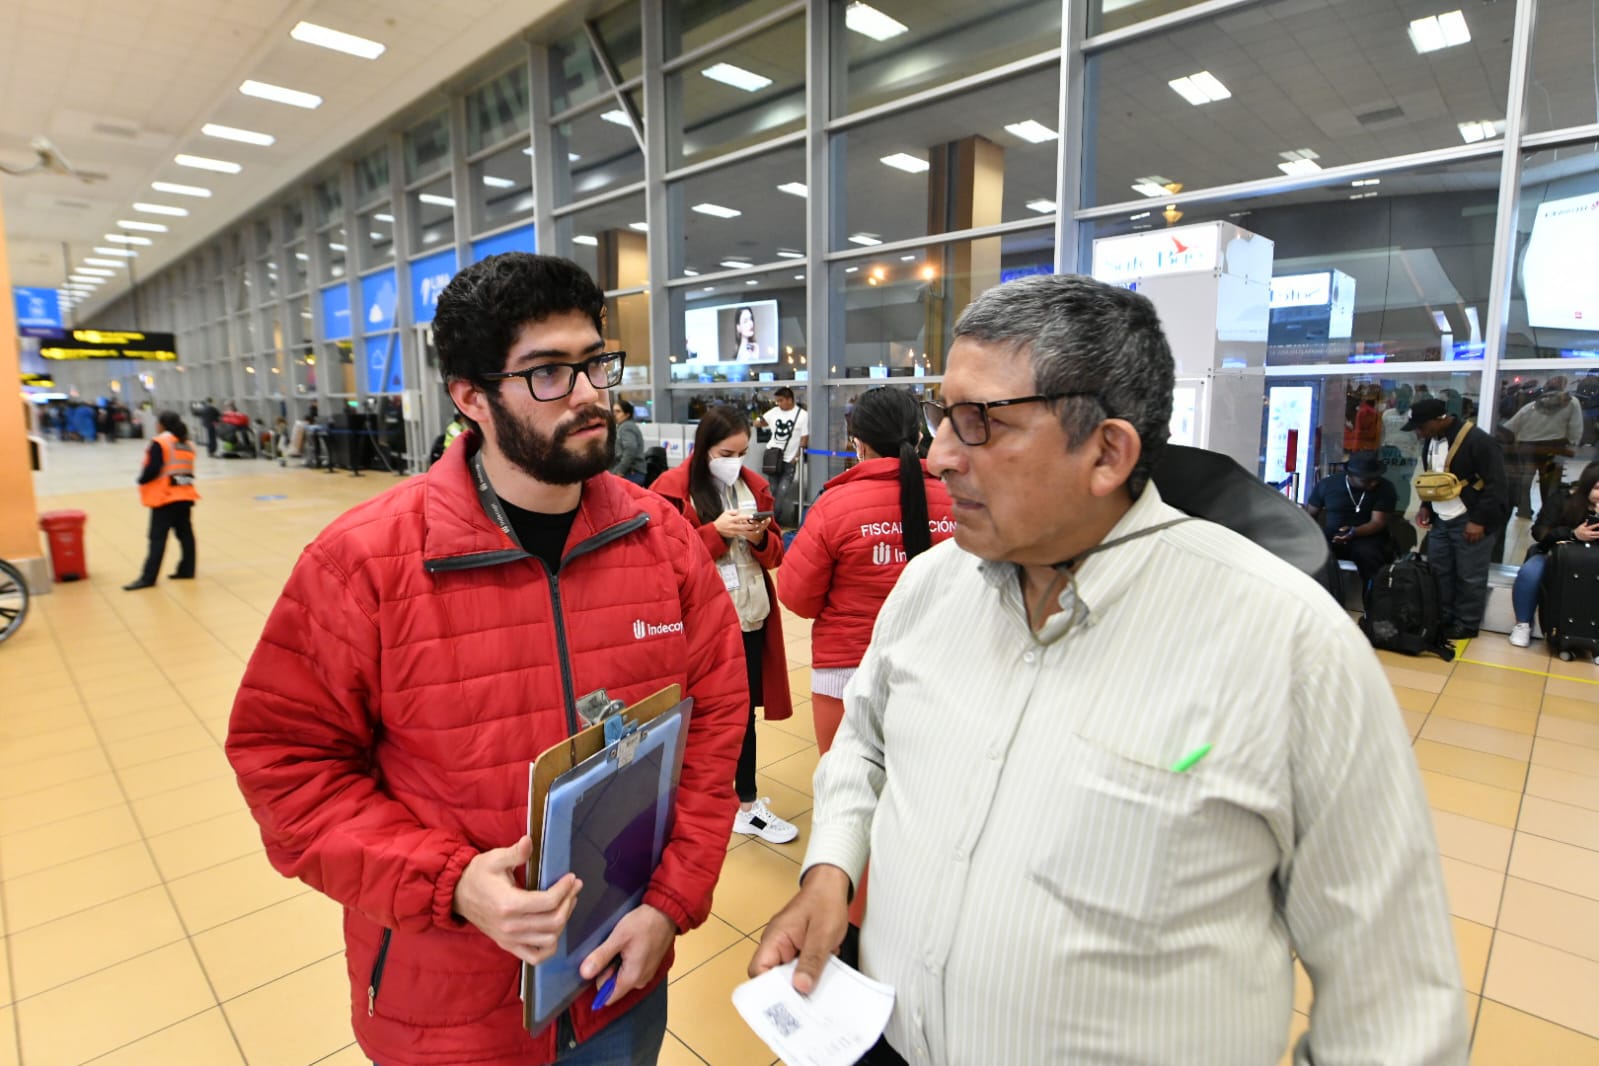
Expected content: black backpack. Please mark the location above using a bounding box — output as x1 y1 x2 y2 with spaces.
642 446 668 488
1362 552 1455 660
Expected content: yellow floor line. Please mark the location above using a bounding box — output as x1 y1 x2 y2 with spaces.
1455 644 1599 686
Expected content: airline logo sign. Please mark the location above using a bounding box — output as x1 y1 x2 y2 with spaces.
633 618 684 640
1269 272 1332 309
1091 224 1220 283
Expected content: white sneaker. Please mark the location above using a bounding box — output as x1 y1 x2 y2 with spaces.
1509 623 1532 648
733 798 798 844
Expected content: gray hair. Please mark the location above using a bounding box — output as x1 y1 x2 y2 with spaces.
952 274 1175 497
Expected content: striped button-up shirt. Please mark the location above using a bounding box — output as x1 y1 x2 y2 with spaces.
805 484 1466 1065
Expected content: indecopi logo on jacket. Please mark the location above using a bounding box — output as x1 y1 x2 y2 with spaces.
870 541 907 566
633 618 685 640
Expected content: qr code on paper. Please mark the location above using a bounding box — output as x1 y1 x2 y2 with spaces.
763 1002 801 1038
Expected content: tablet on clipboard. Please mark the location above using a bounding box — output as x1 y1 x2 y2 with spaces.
521 691 692 1034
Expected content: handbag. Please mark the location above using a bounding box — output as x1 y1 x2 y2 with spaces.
761 446 784 478
1415 420 1485 502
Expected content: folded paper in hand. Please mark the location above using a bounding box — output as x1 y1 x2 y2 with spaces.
732 957 895 1066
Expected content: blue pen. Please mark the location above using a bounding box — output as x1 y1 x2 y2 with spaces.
592 973 618 1011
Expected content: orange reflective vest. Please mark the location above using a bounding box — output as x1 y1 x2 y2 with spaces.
139 433 200 508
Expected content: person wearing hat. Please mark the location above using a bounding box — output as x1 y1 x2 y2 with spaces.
1405 398 1509 640
1304 450 1398 585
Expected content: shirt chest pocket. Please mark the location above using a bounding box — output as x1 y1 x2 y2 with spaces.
1027 732 1197 941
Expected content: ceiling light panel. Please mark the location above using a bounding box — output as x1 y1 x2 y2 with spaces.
572 235 599 246
1458 119 1504 143
133 202 189 216
175 154 241 173
418 194 456 207
692 202 741 218
83 258 125 267
76 267 115 276
117 220 168 232
202 123 275 147
240 79 323 109
1168 70 1231 105
93 247 138 257
845 2 908 41
482 176 516 188
151 181 211 198
290 20 386 59
777 182 808 197
880 153 930 173
1004 120 1057 144
1408 10 1470 54
1026 199 1057 213
105 234 152 245
848 233 883 246
600 110 632 126
700 62 772 92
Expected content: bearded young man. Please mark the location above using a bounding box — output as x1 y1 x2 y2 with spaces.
227 254 748 1066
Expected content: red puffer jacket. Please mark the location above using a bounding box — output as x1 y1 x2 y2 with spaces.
778 457 955 669
226 433 747 1066
650 463 792 721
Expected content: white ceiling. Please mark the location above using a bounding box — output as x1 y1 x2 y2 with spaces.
0 0 567 317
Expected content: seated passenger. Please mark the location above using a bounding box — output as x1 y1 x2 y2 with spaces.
1304 451 1396 585
1509 460 1599 648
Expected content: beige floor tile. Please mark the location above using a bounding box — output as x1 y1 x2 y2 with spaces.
192 891 345 1000
1384 665 1449 694
0 724 100 769
1292 957 1311 1013
753 722 815 768
1509 833 1599 901
131 775 251 837
0 747 112 801
1414 740 1528 792
0 803 142 880
1469 999 1599 1065
1531 735 1599 778
670 914 747 984
1450 662 1548 697
1439 856 1505 926
0 704 92 741
7 886 188 999
0 1007 15 1066
1542 693 1599 727
1431 810 1514 872
1458 641 1551 669
1431 695 1540 735
13 941 217 1066
1517 795 1599 852
167 851 309 933
1379 649 1455 675
1482 932 1599 1039
1393 685 1440 714
752 809 813 862
310 1044 368 1066
104 722 219 769
84 686 192 721
117 745 235 799
750 774 814 825
709 839 803 934
658 1031 711 1066
87 1009 246 1066
1526 764 1599 811
1454 917 1493 994
667 943 780 1066
93 705 201 744
761 746 821 798
1418 716 1534 762
1539 714 1599 752
0 937 9 1006
1419 770 1523 829
1498 877 1599 963
222 955 354 1066
1401 708 1427 739
1 840 162 932
1545 676 1599 706
146 807 266 880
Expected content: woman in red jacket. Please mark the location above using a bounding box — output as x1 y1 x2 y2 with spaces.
777 388 954 920
652 405 797 844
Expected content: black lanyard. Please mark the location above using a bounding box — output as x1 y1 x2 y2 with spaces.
469 450 523 550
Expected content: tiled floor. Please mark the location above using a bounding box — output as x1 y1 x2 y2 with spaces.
2 441 1597 1065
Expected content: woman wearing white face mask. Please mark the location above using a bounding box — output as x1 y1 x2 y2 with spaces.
651 405 797 844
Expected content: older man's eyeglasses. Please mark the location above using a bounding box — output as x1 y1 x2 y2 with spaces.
921 392 1099 446
482 351 626 402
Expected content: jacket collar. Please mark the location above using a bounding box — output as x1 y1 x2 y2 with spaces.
823 456 929 491
422 431 651 572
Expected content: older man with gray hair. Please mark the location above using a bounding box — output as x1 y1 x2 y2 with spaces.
751 275 1466 1065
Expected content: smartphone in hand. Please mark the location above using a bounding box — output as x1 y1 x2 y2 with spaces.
750 510 775 521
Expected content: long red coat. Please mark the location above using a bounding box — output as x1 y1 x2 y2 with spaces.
227 434 747 1066
649 462 793 721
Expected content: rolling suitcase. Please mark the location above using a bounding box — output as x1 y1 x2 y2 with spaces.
1540 540 1599 660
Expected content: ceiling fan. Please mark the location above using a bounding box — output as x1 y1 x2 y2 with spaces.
0 136 106 183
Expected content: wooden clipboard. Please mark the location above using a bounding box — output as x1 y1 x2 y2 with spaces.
520 683 683 1030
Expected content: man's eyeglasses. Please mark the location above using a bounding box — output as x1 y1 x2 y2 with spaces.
482 351 626 402
921 391 1100 446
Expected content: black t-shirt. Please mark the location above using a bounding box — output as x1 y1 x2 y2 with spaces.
1307 473 1398 535
499 499 578 573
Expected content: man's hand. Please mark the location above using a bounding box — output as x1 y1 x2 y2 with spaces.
749 865 851 995
452 835 581 966
1417 508 1433 529
1464 521 1485 544
579 903 676 1006
1574 521 1599 543
1333 526 1354 544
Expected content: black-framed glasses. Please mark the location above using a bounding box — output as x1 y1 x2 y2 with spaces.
922 391 1105 446
482 351 626 402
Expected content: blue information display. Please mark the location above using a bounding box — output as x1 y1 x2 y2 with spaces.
319 284 352 342
410 248 458 326
364 333 403 394
361 269 398 334
14 287 62 333
471 224 536 263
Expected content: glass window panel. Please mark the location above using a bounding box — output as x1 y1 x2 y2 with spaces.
669 266 809 384
836 67 1061 249
1084 156 1501 366
1528 0 1599 132
259 256 279 301
289 295 312 347
240 357 260 398
607 291 652 391
283 199 306 242
409 178 456 254
360 204 396 268
834 227 1054 380
1507 143 1599 358
557 193 648 287
549 30 608 114
595 2 643 83
468 65 531 153
1488 366 1599 565
470 142 535 233
835 0 1060 116
1084 0 1516 205
319 225 349 282
666 0 796 59
288 243 310 292
253 218 273 253
326 340 357 397
355 149 390 204
668 16 804 168
554 96 645 205
237 311 257 354
675 145 805 276
405 112 451 183
821 379 945 482
314 177 341 227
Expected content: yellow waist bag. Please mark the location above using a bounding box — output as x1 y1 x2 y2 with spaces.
1415 420 1486 502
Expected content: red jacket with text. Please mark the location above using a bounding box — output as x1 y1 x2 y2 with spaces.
649 462 792 721
777 457 955 670
226 433 747 1066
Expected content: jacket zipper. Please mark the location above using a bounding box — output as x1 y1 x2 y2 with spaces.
367 927 393 1016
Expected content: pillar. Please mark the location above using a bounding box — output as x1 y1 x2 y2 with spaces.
0 192 47 590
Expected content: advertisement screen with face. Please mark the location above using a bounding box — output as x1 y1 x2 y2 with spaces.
683 299 779 364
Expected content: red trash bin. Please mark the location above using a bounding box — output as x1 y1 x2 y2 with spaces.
39 510 88 582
